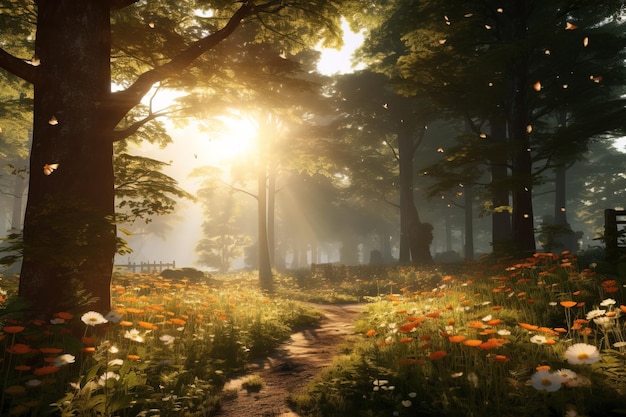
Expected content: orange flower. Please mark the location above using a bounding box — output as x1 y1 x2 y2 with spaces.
604 287 618 293
463 339 483 347
493 355 509 363
119 320 134 327
14 365 31 371
419 334 432 341
55 312 74 320
620 305 626 314
127 354 140 360
478 341 498 350
365 329 377 337
33 365 60 376
82 336 96 345
429 350 447 360
399 322 418 333
560 301 577 308
518 323 539 331
2 326 25 334
601 279 617 287
138 321 157 330
82 347 96 353
487 319 502 326
469 320 485 329
6 344 31 354
536 365 551 371
491 306 503 311
169 318 186 326
399 337 413 344
449 335 466 343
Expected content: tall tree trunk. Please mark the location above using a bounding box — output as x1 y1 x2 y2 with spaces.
508 68 536 256
10 171 27 231
489 118 512 254
20 1 116 318
507 2 536 256
267 163 276 268
397 123 431 264
464 184 474 259
257 125 273 291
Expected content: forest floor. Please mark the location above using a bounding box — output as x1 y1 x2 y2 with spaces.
215 303 365 417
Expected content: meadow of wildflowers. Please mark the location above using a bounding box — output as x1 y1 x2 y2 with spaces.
1 251 625 417
0 272 321 416
289 252 626 417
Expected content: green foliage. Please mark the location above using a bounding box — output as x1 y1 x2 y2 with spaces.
114 152 193 224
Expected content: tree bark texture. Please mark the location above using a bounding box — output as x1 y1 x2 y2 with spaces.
20 0 116 317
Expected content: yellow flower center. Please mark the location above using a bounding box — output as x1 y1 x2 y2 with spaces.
577 353 589 360
541 379 552 386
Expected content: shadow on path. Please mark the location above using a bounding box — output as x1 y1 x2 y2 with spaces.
216 303 365 417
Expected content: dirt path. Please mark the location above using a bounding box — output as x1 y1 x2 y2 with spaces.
216 303 365 417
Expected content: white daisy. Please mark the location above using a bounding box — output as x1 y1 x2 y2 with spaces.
81 311 108 327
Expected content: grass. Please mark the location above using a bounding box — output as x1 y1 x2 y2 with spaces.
288 253 626 417
1 251 625 416
241 374 264 392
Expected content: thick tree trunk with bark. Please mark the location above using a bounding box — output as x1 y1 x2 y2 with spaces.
489 118 512 254
0 0 254 318
509 69 536 256
19 1 116 318
397 123 432 265
504 2 535 256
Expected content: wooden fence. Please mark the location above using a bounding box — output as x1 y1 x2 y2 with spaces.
114 259 175 273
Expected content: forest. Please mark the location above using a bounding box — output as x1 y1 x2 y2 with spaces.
1 1 626 416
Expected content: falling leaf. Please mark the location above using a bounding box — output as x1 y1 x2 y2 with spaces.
533 81 542 91
43 163 59 176
526 125 532 133
439 39 447 45
523 213 530 218
148 22 155 28
479 133 487 139
437 147 445 153
464 13 473 18
48 116 58 125
590 75 602 83
496 8 503 13
562 84 568 89
583 36 589 47
31 55 41 66
565 22 578 30
544 49 551 55
382 103 388 109
488 82 493 87
485 24 492 30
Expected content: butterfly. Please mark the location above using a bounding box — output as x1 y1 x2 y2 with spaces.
43 163 59 176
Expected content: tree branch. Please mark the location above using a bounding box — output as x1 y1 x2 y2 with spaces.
106 1 256 124
112 110 166 142
0 48 38 84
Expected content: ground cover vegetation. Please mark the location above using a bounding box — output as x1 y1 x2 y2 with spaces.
289 253 626 417
1 251 625 416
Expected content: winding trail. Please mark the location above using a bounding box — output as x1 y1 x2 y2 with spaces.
216 303 365 417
